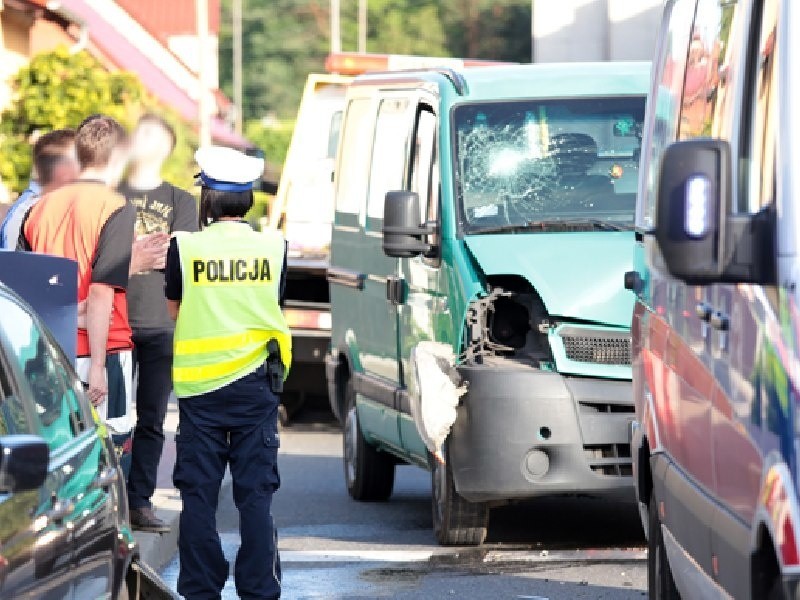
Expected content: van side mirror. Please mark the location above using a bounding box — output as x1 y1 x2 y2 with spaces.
0 435 49 492
654 139 775 285
382 191 436 258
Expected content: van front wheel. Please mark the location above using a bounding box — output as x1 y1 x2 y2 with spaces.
431 450 489 546
343 382 395 501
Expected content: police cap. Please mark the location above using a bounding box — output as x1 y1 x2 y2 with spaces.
195 146 265 192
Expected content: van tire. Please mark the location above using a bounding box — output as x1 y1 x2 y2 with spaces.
648 494 680 599
342 381 394 501
431 450 489 546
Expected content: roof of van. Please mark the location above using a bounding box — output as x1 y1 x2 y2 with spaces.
353 61 651 101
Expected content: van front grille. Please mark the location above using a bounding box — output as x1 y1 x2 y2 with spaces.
584 443 633 477
561 334 631 365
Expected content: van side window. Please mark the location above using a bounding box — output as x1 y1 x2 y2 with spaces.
327 110 343 160
411 108 437 223
637 0 696 229
745 0 777 213
367 97 412 224
677 0 743 141
336 98 373 215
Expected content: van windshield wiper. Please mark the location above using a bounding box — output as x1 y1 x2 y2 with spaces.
469 218 634 235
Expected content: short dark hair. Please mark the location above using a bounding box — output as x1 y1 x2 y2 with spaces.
75 115 127 169
199 188 253 227
138 113 177 151
33 129 76 185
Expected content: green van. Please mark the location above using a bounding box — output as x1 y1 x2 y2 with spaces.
325 62 650 545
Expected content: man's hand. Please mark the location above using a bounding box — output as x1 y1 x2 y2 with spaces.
130 232 171 274
88 362 107 406
86 283 113 406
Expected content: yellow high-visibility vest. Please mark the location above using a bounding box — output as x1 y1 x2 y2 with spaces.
172 221 292 398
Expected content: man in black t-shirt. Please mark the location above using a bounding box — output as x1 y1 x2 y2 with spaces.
119 114 198 532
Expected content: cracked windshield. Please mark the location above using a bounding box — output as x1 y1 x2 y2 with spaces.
455 97 645 234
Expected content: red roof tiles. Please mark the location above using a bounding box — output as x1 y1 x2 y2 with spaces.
115 0 220 43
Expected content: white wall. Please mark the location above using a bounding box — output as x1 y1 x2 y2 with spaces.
532 0 664 63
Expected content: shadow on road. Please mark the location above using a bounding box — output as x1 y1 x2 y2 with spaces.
273 436 644 551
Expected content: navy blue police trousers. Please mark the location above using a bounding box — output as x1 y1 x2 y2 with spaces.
173 365 281 600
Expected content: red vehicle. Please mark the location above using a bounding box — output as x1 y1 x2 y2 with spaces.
629 0 800 598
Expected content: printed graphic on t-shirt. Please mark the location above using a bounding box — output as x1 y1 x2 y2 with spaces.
119 182 198 330
131 194 172 237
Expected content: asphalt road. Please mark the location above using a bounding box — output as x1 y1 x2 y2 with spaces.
161 415 648 599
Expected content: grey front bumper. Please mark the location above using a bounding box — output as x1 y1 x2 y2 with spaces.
449 363 635 503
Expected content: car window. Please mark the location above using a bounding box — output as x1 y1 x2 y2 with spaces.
0 295 90 450
637 0 697 230
0 361 32 436
410 106 440 259
745 0 777 213
335 97 374 216
366 97 412 224
677 0 744 141
327 110 343 160
411 108 437 223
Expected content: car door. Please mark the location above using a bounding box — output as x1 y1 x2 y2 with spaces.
354 92 417 450
632 0 697 467
1 292 121 598
710 1 778 593
397 102 444 459
0 292 74 599
329 91 403 446
330 93 376 372
665 0 754 584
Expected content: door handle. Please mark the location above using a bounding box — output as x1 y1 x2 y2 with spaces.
695 303 713 321
92 466 118 490
709 312 729 331
45 499 74 523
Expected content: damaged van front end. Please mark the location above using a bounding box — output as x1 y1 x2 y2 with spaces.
444 232 635 503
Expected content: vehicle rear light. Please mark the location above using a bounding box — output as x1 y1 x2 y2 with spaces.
284 308 331 331
326 52 391 74
763 467 800 567
781 514 800 566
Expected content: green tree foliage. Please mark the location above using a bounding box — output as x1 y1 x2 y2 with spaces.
340 0 448 57
441 0 532 62
219 0 532 126
245 119 295 165
0 47 198 195
219 1 332 122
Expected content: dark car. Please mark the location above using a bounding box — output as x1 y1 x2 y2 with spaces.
629 0 797 598
0 280 172 599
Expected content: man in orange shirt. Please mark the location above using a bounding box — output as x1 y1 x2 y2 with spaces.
22 115 138 471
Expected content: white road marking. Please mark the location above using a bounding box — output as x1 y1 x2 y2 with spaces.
276 547 646 565
482 549 647 563
280 549 437 563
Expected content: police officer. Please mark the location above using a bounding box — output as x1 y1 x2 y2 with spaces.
165 146 290 600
